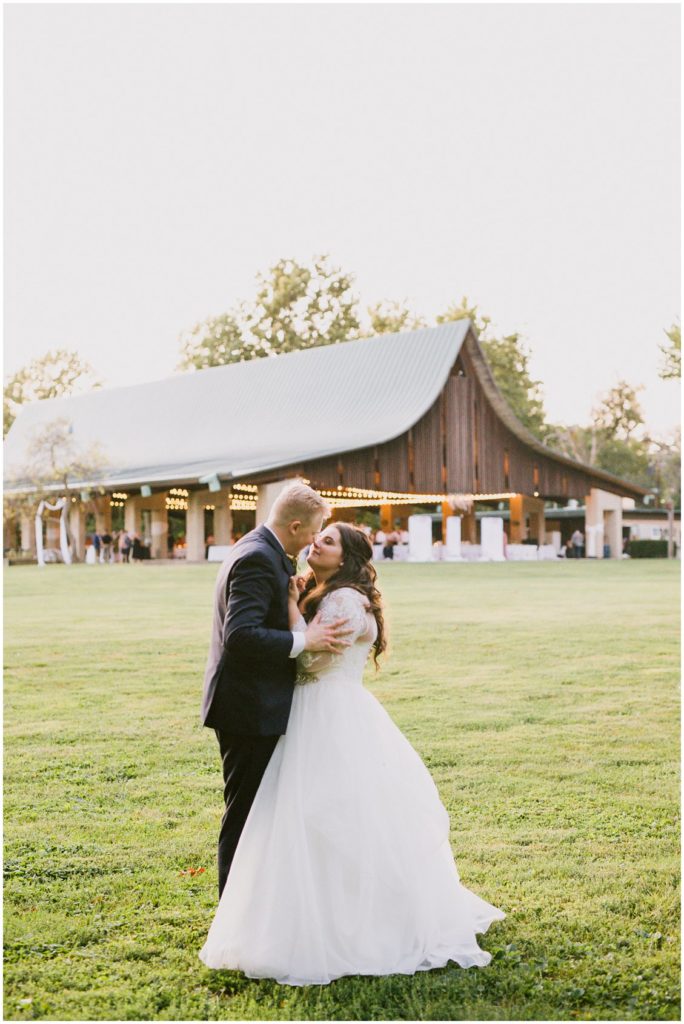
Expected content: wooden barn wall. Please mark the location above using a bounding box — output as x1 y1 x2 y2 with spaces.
444 376 475 492
300 343 625 499
455 345 601 499
412 396 442 492
302 432 411 492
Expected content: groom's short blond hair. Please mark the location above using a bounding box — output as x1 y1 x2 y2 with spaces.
268 482 330 527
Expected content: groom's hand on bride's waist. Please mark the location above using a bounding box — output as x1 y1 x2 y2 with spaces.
303 613 354 653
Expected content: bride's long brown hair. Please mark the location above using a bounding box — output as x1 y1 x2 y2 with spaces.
299 522 387 667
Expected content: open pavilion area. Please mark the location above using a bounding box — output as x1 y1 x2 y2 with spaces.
4 559 679 1021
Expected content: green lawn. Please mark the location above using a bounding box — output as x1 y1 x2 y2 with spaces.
3 560 680 1021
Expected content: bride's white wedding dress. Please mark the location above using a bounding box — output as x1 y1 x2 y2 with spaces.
199 587 505 986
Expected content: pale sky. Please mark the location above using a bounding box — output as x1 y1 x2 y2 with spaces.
4 3 681 437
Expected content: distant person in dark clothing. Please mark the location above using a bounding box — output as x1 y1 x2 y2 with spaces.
383 529 399 560
121 531 132 563
101 532 113 563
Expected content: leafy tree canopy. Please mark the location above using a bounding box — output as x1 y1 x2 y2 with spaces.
436 295 491 338
364 300 426 337
648 428 681 507
178 256 361 371
547 381 652 489
5 417 108 520
659 321 681 380
4 350 102 438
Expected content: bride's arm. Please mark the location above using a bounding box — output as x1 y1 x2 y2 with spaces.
297 588 371 678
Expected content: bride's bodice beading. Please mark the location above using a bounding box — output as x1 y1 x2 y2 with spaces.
293 587 377 686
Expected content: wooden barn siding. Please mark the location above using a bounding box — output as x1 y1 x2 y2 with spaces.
301 349 620 498
457 345 597 499
303 433 411 492
412 396 442 492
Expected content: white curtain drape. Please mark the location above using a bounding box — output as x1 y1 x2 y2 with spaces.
35 498 72 567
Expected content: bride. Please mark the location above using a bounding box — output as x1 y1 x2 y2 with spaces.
199 523 505 986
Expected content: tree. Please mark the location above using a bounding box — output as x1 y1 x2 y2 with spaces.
4 417 109 559
479 333 549 441
436 295 491 338
648 428 681 507
364 300 426 337
659 321 681 380
437 296 549 440
178 256 361 370
592 380 646 441
5 417 108 504
4 350 102 438
547 380 651 487
177 310 258 372
595 435 651 486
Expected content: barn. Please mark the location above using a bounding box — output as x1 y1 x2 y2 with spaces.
4 320 647 560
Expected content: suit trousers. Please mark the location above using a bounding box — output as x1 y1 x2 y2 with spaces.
215 730 280 897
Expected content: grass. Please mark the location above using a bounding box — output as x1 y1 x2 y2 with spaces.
3 559 680 1021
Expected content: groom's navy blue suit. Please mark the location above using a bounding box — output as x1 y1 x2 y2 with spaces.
201 525 298 895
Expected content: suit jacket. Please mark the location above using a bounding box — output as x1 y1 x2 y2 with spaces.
201 524 297 735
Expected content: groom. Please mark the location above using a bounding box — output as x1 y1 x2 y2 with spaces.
201 481 351 895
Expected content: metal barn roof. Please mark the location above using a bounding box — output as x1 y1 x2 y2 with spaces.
4 321 470 489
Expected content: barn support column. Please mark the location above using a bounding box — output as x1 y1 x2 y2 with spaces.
150 508 169 560
5 514 16 552
509 495 546 544
125 497 141 536
379 504 394 533
461 511 477 544
585 488 622 559
186 492 207 562
94 497 112 534
213 499 233 545
256 478 300 526
441 501 451 543
68 503 87 561
528 499 546 545
20 513 36 554
509 495 524 542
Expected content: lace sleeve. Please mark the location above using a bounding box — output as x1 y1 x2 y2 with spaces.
296 588 372 682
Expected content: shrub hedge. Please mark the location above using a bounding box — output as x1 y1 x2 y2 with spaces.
628 539 676 558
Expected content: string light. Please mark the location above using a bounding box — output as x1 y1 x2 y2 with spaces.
316 487 519 508
105 482 520 517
